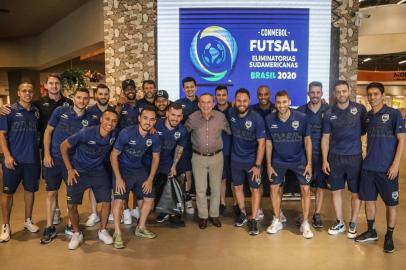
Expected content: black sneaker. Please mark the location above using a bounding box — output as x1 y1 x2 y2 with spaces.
233 205 241 218
219 204 226 216
169 215 185 227
40 226 57 245
354 230 378 242
156 213 169 224
384 234 394 253
248 219 259 236
312 213 324 228
234 212 248 227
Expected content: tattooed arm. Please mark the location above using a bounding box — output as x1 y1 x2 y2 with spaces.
169 145 184 177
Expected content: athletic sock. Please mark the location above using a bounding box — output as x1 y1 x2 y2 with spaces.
367 219 375 231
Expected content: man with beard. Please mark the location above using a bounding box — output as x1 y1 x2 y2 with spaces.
155 90 170 119
322 80 367 239
214 85 233 215
176 77 200 215
155 102 188 225
85 84 116 227
60 109 118 250
40 88 92 244
0 83 40 243
138 80 157 108
229 88 265 235
265 91 313 239
110 106 160 249
0 74 73 226
355 82 405 253
297 81 330 228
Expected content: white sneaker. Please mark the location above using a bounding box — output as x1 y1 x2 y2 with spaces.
255 209 265 221
131 207 140 219
280 211 287 223
108 213 124 223
266 217 283 234
328 220 346 235
24 218 40 233
123 209 132 225
0 224 11 242
85 213 100 227
185 200 195 215
98 229 113 245
53 208 61 225
300 221 314 239
68 232 83 250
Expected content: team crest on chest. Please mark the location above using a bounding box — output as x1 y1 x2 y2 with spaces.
146 139 153 147
174 131 181 140
292 120 299 129
81 120 88 127
382 114 390 123
245 120 252 129
350 107 358 115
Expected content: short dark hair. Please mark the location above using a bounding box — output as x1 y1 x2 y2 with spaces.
46 73 61 83
200 92 214 99
142 80 156 89
308 81 323 90
168 102 183 112
182 77 196 87
366 82 385 94
102 108 118 116
74 87 89 96
95 83 109 93
257 85 270 93
235 88 250 99
140 105 157 115
334 80 349 90
215 85 228 93
275 90 290 99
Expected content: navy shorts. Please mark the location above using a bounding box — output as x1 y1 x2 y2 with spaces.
67 168 111 205
230 161 261 189
270 163 311 186
327 154 362 193
311 156 327 189
359 170 399 206
222 155 232 181
113 167 154 200
2 163 40 194
43 158 67 191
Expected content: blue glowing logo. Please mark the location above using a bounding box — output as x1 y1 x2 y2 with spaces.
190 26 238 82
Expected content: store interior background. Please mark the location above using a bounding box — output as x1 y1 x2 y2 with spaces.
0 0 405 113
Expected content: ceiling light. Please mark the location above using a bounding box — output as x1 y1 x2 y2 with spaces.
362 57 372 63
399 60 406 64
398 0 406 4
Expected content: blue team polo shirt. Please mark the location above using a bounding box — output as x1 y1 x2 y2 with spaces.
265 110 311 166
214 103 232 156
67 125 117 172
228 108 266 164
0 102 40 164
251 103 275 119
322 101 367 155
155 118 188 174
48 106 91 158
297 103 330 156
363 105 406 172
118 102 141 130
113 125 161 170
87 104 115 123
175 97 199 124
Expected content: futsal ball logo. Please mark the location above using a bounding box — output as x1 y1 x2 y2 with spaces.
190 26 238 82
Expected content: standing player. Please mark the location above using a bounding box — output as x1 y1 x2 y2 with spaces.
0 83 40 243
40 88 91 244
138 80 157 108
155 90 170 119
355 82 405 253
176 77 200 215
297 81 330 228
229 88 266 235
110 106 160 249
61 109 119 250
85 84 115 227
214 85 233 215
155 102 188 225
265 91 313 239
321 80 367 239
